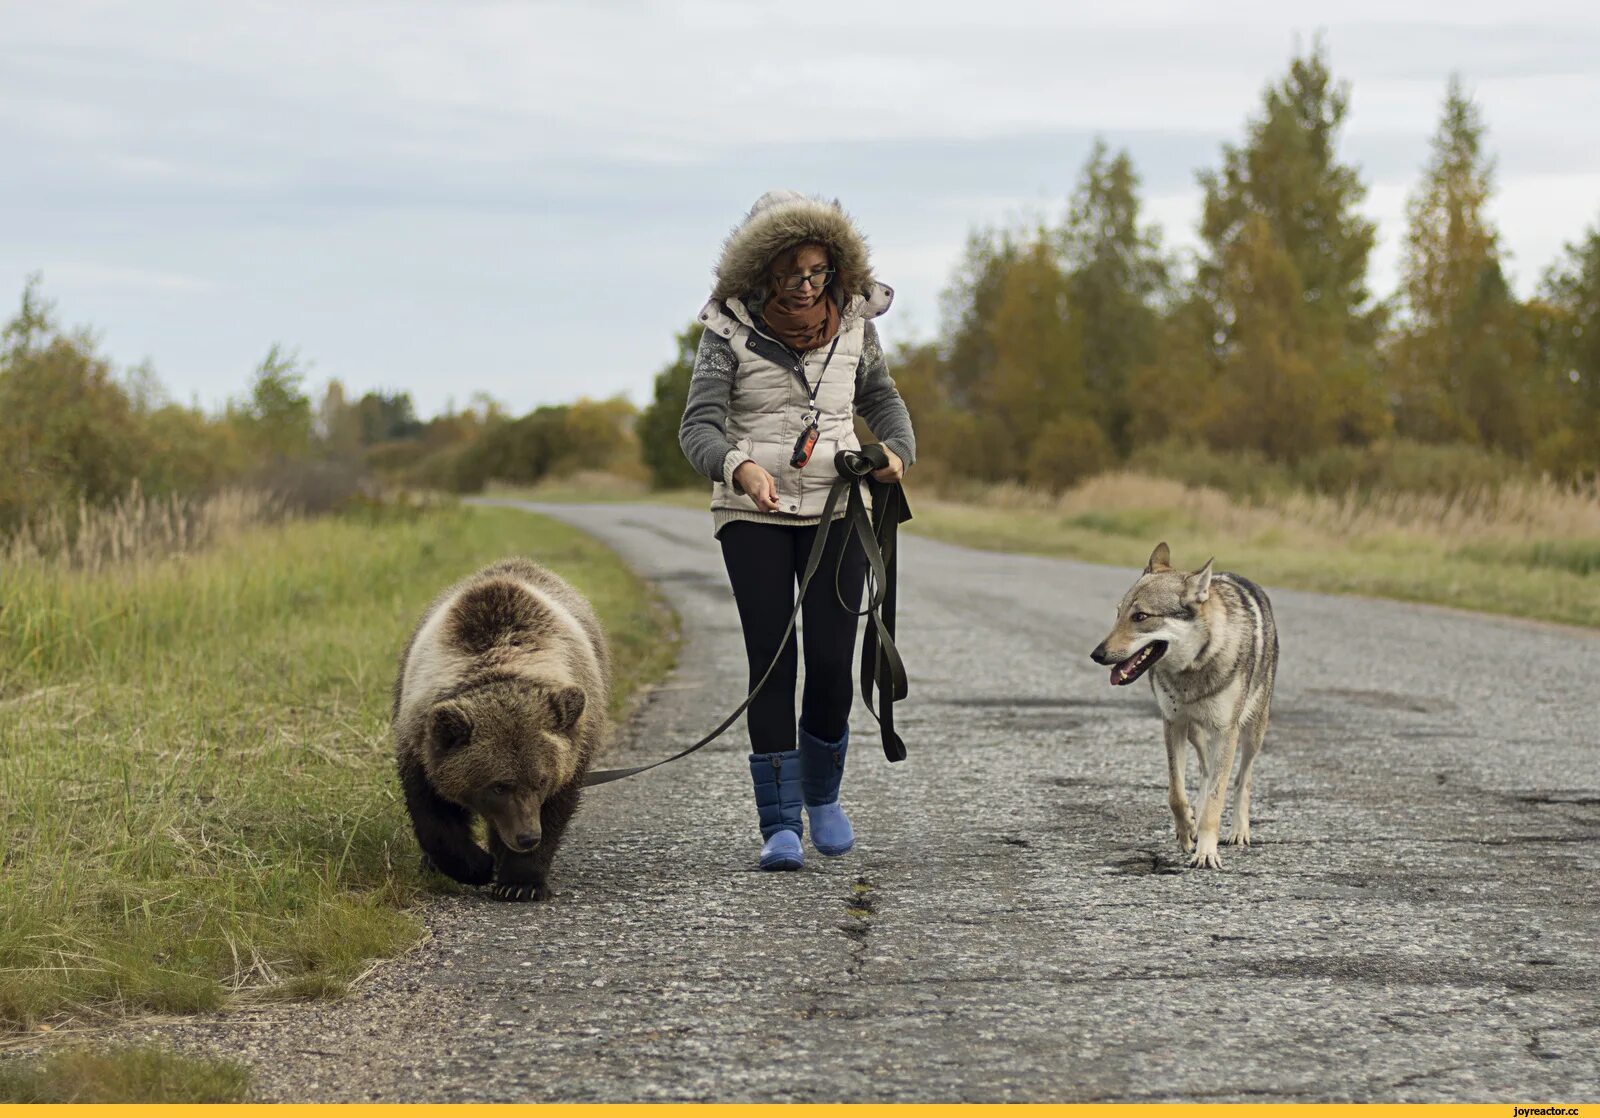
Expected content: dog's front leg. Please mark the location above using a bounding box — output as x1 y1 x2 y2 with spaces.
1163 720 1196 854
1190 724 1239 869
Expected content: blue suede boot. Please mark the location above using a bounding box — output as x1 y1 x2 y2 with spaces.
798 724 854 856
748 750 804 871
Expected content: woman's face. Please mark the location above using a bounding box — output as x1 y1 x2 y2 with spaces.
771 243 831 307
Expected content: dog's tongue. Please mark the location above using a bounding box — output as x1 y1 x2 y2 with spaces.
1110 662 1129 685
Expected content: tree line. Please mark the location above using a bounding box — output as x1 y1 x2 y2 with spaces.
0 277 641 535
8 42 1598 535
642 45 1600 495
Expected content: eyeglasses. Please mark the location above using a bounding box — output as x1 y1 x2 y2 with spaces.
778 269 834 292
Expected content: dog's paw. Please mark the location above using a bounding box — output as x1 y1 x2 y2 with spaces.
486 879 550 902
1188 841 1223 870
1225 825 1252 847
1174 821 1197 854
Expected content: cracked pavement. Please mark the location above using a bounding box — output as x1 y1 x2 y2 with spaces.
112 502 1600 1101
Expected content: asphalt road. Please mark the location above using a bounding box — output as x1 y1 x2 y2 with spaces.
137 501 1600 1101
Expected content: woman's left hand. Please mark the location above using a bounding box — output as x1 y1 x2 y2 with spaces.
872 448 905 484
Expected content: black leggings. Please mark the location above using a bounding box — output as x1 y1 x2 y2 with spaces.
719 518 868 753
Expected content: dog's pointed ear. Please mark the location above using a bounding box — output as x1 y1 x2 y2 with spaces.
1145 542 1171 574
1186 558 1215 604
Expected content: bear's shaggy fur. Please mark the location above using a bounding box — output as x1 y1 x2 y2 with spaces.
392 557 611 901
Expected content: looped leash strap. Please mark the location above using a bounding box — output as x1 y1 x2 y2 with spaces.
854 461 910 763
584 445 910 786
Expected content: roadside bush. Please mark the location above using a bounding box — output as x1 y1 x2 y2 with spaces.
1293 439 1529 496
251 457 372 515
1131 439 1296 503
1025 414 1113 492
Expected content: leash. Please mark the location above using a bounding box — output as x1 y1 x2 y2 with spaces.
584 444 910 787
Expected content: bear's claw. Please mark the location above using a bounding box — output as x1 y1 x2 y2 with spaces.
487 880 550 902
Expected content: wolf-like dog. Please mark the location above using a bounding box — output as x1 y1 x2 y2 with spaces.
1090 543 1278 869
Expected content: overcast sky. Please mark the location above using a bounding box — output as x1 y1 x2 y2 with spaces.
4 1 1599 418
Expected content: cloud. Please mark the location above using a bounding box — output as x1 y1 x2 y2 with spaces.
2 1 1598 416
38 262 215 295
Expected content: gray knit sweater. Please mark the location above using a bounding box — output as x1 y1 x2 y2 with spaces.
678 319 917 532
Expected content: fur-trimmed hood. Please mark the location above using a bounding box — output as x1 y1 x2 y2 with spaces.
711 189 877 303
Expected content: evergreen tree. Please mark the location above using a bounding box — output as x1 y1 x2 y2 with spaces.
636 322 707 489
1538 215 1600 473
1190 41 1388 459
874 339 973 489
1060 140 1170 453
1391 76 1535 453
1127 293 1222 451
978 236 1086 463
1204 213 1336 457
352 390 422 444
939 229 1025 410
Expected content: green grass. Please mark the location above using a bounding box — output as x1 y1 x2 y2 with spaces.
1452 538 1600 578
0 1044 250 1103
907 478 1600 629
0 504 676 1037
481 470 708 507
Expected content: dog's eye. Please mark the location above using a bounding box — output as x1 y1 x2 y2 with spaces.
1131 611 1150 623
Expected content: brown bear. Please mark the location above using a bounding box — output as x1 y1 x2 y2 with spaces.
392 557 611 901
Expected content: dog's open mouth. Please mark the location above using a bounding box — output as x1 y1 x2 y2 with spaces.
1110 641 1167 685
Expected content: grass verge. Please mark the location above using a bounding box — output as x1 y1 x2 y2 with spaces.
0 1044 250 1103
907 472 1600 629
482 470 707 507
0 503 676 1038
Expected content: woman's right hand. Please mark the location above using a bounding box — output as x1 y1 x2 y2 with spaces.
733 461 781 512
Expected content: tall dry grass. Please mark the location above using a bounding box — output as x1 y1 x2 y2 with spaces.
911 470 1600 626
956 470 1600 548
4 483 283 575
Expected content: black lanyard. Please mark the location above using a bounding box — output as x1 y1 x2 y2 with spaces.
801 334 842 424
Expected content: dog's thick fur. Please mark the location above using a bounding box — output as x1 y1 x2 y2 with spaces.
392 558 611 901
1091 543 1278 869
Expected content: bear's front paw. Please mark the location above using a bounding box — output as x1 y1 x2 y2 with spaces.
487 879 550 902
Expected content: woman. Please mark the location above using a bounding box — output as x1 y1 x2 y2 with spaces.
679 189 916 872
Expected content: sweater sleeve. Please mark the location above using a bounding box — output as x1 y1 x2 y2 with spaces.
678 328 754 489
853 320 917 468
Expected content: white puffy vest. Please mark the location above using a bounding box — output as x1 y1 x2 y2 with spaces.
697 283 893 519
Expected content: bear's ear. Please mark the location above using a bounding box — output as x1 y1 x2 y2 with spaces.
430 705 472 752
546 686 586 733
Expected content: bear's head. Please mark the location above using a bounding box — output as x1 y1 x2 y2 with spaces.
422 680 587 853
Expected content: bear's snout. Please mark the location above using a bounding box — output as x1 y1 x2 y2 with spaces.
513 831 540 851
